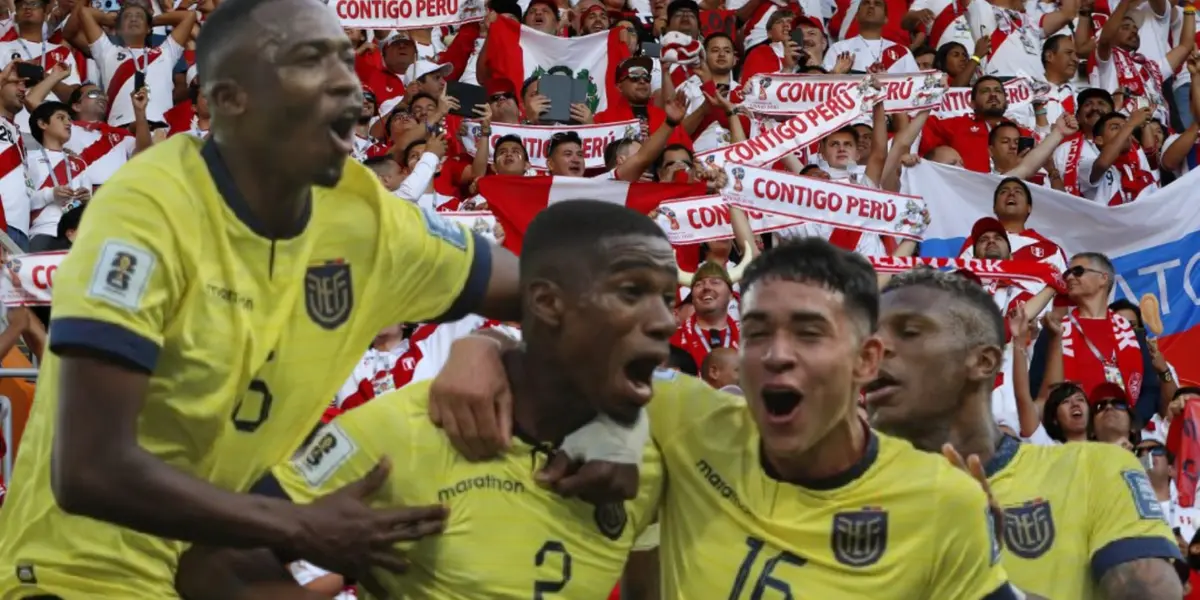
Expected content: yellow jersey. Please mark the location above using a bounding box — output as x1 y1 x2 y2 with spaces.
649 372 1015 600
269 380 663 599
985 435 1182 598
0 137 491 599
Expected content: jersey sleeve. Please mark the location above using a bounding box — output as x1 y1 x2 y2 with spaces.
1085 444 1182 582
928 467 1014 599
270 388 417 506
45 172 187 372
373 179 494 326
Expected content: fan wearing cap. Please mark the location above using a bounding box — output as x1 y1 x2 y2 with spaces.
523 0 562 35
1052 88 1116 195
27 100 94 252
358 33 416 115
594 56 693 148
578 0 612 34
957 178 1069 282
1091 382 1141 447
482 77 521 124
668 259 747 370
738 0 821 51
740 9 806 85
1090 0 1193 128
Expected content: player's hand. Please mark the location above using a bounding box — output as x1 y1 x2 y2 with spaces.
536 450 639 505
942 444 1004 549
424 133 447 159
428 334 514 461
294 458 448 595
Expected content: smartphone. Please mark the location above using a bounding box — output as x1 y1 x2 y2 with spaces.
640 42 661 58
134 70 146 92
446 81 487 119
537 74 574 124
1018 136 1035 153
15 63 44 86
1140 452 1155 472
789 28 805 47
1136 95 1151 111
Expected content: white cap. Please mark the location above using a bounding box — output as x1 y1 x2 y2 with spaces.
405 60 452 83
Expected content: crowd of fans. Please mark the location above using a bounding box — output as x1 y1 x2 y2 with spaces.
0 0 1199 594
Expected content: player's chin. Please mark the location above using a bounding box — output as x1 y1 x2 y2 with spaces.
312 156 349 188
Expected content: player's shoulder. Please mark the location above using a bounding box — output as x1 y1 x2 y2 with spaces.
343 379 437 438
648 368 746 430
315 158 391 205
874 432 987 503
1059 440 1147 481
98 135 206 207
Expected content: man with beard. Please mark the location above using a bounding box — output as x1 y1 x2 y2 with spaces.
1053 88 1117 196
866 267 1182 598
0 0 525 594
578 0 612 33
430 238 1021 599
1091 0 1193 127
920 76 1033 173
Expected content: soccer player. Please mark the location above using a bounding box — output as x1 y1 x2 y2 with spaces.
0 0 522 597
866 268 1183 598
431 239 1020 598
173 200 676 599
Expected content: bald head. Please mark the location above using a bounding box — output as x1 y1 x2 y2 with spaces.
701 347 740 389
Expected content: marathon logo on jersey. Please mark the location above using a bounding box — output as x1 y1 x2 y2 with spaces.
305 260 353 330
87 241 155 311
831 509 888 567
594 502 627 541
420 207 467 251
1123 469 1166 520
1002 499 1055 559
295 423 357 487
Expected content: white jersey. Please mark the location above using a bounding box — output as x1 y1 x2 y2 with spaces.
822 36 920 74
911 0 975 50
332 344 408 410
90 35 183 126
26 147 91 237
1078 149 1158 205
0 117 33 235
1040 81 1079 130
409 315 521 385
63 120 136 186
968 2 1045 81
1163 131 1199 179
0 37 81 132
678 77 742 153
1089 47 1170 125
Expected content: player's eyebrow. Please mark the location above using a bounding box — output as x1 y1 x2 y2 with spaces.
741 310 831 327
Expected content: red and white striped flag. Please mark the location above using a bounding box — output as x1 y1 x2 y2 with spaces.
484 19 630 115
477 175 707 254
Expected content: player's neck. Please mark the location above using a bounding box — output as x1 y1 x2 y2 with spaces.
504 348 597 445
211 136 311 238
944 396 1004 466
766 413 868 484
1075 295 1108 319
695 308 728 329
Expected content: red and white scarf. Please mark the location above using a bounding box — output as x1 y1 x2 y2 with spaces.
1108 147 1157 206
1060 132 1089 196
868 256 1064 291
1062 308 1145 402
671 313 741 367
1111 47 1163 102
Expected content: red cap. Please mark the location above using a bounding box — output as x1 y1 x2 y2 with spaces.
793 14 824 32
1090 382 1130 405
969 217 1010 248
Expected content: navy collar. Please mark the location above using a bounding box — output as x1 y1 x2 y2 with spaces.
762 422 880 491
201 139 311 240
983 434 1022 478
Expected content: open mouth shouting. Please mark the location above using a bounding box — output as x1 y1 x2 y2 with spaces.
760 385 803 423
328 106 359 155
620 352 666 409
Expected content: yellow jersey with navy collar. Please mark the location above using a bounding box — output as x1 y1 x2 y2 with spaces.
0 135 494 599
265 380 663 599
648 372 1017 600
983 435 1182 598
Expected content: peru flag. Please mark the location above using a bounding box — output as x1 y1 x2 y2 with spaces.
477 175 707 254
484 18 630 114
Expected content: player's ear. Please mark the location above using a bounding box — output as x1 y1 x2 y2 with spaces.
852 333 883 387
206 79 248 118
966 343 1003 385
527 279 565 329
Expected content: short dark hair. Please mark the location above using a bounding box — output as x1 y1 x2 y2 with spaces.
409 92 438 109
1093 111 1127 138
881 267 1006 347
1108 298 1143 326
547 131 582 159
667 344 698 375
987 120 1020 146
704 32 735 50
653 143 694 174
196 0 282 86
520 199 667 289
913 45 935 59
604 137 638 169
494 134 528 160
362 155 399 174
29 100 70 144
740 238 879 334
824 126 860 146
1074 251 1116 291
1042 381 1089 442
402 139 427 164
800 164 826 176
1041 34 1070 66
993 176 1033 208
970 76 1005 102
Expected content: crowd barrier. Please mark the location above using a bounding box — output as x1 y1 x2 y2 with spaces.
0 367 37 486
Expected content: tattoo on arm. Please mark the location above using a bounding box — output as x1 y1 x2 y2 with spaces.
1099 558 1183 600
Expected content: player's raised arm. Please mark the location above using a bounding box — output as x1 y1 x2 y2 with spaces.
1086 444 1184 598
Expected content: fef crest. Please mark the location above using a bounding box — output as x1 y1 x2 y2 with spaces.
594 502 627 541
305 261 353 330
1002 499 1056 559
831 509 888 567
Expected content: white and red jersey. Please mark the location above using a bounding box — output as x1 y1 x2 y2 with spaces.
90 35 183 126
775 174 888 258
326 343 410 422
64 120 136 186
911 0 974 50
958 226 1068 292
968 2 1045 80
27 148 90 237
988 280 1034 423
739 0 822 51
1089 46 1170 125
1078 146 1158 205
670 313 740 372
1040 81 1079 129
0 116 31 235
0 37 81 131
1053 132 1098 196
407 316 521 385
823 36 920 73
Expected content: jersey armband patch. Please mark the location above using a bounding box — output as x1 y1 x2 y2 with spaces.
294 423 358 487
1121 469 1165 520
420 207 467 251
87 240 156 311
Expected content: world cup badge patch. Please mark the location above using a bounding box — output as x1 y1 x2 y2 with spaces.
1003 499 1056 559
594 502 628 541
831 509 888 567
305 260 353 330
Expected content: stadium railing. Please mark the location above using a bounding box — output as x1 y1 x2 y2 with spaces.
0 368 38 486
